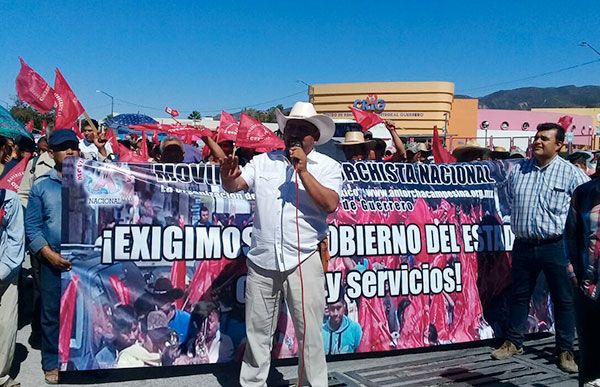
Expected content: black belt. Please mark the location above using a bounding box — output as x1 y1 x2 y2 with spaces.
516 235 563 246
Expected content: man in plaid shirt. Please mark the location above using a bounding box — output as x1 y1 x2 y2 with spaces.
491 123 589 374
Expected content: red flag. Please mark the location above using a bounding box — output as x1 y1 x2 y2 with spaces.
0 153 32 192
117 143 147 163
217 111 239 142
54 69 85 129
171 261 186 309
59 275 79 364
15 57 55 113
170 216 187 309
558 115 573 130
106 129 121 157
165 106 179 117
108 275 130 305
152 130 159 144
140 130 149 160
129 124 212 140
237 113 284 150
72 121 83 140
432 126 456 163
41 120 47 136
25 120 34 132
349 106 384 132
357 297 393 352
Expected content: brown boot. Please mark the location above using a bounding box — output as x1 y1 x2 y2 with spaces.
491 340 523 360
558 351 578 374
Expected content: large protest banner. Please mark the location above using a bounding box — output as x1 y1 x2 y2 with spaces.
58 157 552 371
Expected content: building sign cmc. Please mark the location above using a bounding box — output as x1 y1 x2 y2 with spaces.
353 93 386 112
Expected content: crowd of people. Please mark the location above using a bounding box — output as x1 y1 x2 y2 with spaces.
0 103 599 387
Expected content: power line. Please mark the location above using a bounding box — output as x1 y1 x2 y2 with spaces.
110 89 307 115
461 58 600 94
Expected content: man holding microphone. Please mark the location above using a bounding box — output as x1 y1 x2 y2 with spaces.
220 102 342 387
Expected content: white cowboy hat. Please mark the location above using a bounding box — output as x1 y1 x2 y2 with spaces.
275 101 335 145
335 131 374 146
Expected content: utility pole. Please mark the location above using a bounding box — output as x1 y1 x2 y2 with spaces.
96 89 114 117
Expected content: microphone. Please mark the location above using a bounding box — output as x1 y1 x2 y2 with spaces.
288 140 302 168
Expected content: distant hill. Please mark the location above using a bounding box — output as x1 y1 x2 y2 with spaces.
475 85 600 110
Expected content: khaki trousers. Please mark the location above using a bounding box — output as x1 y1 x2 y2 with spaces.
0 278 18 385
240 251 327 387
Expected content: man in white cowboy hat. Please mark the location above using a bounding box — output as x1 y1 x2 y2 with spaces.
220 101 342 387
405 142 432 163
337 130 374 161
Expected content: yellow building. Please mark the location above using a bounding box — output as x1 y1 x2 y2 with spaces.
309 81 477 139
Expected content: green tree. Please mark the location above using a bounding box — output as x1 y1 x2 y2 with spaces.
188 111 202 120
9 99 55 133
242 104 285 123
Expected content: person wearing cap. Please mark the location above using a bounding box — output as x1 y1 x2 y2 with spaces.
567 150 593 175
405 142 432 163
25 129 80 384
220 101 342 387
17 136 56 351
337 130 373 161
491 123 589 374
508 147 526 159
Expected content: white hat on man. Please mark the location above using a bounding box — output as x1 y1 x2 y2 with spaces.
275 102 335 145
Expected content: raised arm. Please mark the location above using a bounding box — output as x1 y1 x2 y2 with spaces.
220 154 248 193
384 120 406 161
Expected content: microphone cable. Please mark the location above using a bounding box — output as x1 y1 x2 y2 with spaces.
294 160 307 387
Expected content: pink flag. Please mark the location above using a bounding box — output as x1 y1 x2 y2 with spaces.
0 153 32 192
217 111 239 142
59 275 79 364
558 115 573 130
237 113 284 150
349 106 384 132
432 126 456 163
25 120 34 132
54 69 85 129
15 57 55 113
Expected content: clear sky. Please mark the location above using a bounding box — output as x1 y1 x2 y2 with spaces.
1 1 599 120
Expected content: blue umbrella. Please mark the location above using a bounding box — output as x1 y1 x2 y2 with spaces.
104 113 158 132
0 106 34 141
